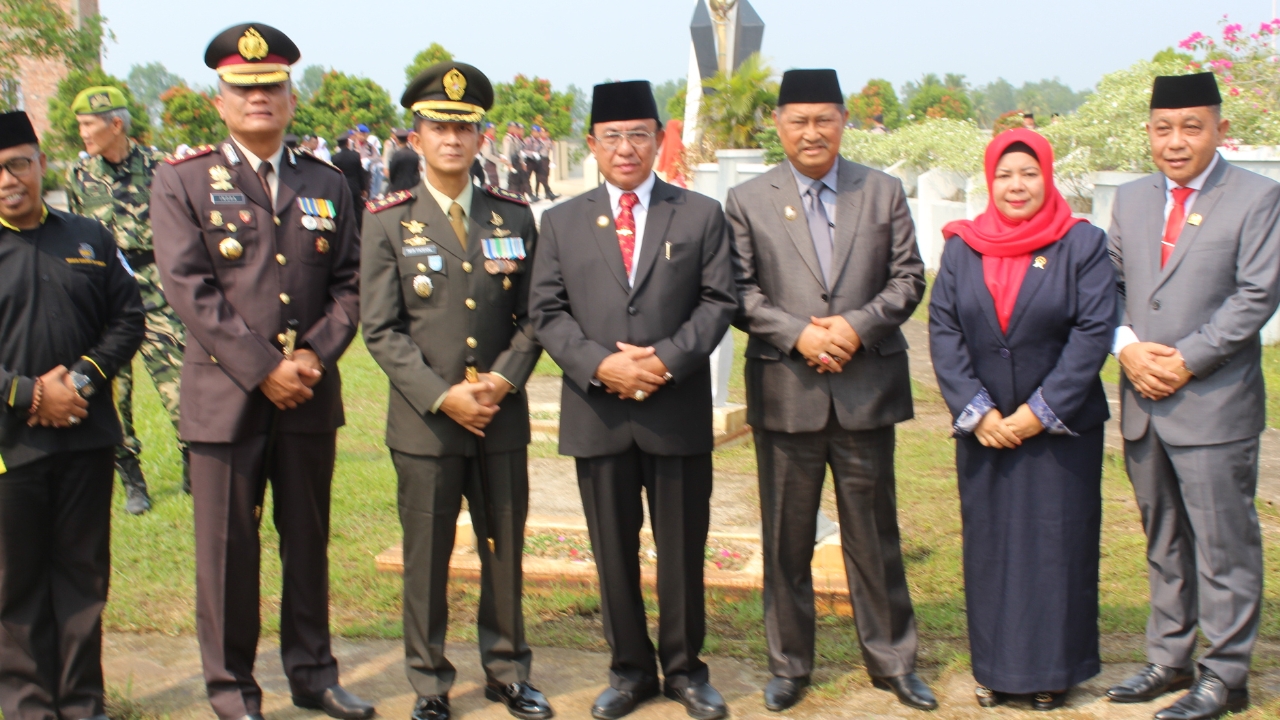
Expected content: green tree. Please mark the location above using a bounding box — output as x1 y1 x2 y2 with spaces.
847 79 903 129
157 85 224 150
127 62 184 127
699 53 778 149
652 78 687 123
0 0 105 110
907 83 973 121
45 68 150 159
488 75 576 139
403 43 454 85
295 64 326 102
291 71 397 143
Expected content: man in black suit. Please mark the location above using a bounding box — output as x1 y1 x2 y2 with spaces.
331 134 367 208
530 81 737 720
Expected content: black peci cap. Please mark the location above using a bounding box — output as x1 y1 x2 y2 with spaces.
589 81 660 127
402 62 493 123
778 69 843 106
204 23 300 86
0 111 39 151
1151 72 1223 109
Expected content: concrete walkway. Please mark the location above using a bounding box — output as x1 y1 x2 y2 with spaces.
103 634 1280 720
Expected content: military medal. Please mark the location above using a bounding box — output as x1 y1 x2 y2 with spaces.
784 206 798 221
502 277 513 290
209 211 224 227
1033 256 1047 269
219 238 244 260
482 236 527 260
239 209 253 224
402 220 426 235
298 197 336 232
412 275 433 298
597 215 610 228
484 259 501 274
302 216 318 230
315 237 330 254
209 165 234 191
403 235 429 247
1187 213 1203 226
226 223 237 233
490 211 503 226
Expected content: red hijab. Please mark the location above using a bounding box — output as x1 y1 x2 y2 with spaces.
942 129 1084 332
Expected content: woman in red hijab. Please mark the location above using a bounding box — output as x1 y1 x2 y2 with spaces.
928 129 1117 710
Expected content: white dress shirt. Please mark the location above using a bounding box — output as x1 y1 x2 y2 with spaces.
604 172 657 286
231 138 286 209
1112 153 1221 355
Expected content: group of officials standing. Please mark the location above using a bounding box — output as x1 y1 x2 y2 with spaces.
0 18 1271 720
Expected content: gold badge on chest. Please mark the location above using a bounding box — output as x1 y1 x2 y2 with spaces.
209 165 234 191
402 220 426 235
784 206 798 221
219 238 243 260
412 275 434 298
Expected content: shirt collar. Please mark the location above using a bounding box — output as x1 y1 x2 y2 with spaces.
605 172 657 212
789 160 839 195
1169 152 1220 193
0 204 49 232
422 176 474 217
231 137 285 176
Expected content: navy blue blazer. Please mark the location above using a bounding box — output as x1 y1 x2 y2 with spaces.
929 222 1116 433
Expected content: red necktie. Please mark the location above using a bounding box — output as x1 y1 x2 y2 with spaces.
1162 186 1195 267
616 192 639 277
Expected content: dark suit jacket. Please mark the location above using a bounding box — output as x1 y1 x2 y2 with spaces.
929 223 1116 432
332 148 367 201
361 185 540 456
152 140 361 442
727 159 925 434
530 178 737 457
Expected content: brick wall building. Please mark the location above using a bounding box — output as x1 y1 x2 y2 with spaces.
12 0 100 138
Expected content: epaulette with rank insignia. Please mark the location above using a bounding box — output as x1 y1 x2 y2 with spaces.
484 185 530 206
165 145 216 165
294 146 341 173
366 190 414 214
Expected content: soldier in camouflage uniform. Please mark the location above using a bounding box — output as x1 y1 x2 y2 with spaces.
65 85 188 515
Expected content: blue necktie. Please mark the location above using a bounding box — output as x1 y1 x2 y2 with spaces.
805 180 833 286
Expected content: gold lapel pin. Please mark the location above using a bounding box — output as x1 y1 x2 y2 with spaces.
596 215 610 228
1033 256 1047 269
402 220 426 235
784 206 798 221
1187 213 1203 226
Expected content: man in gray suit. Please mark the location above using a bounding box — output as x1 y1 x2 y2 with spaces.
725 69 933 713
1106 72 1280 720
530 81 737 720
361 63 550 720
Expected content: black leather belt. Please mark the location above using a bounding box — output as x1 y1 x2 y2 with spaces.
123 249 155 267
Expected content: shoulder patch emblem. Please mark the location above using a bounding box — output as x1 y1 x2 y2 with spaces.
366 191 414 214
484 185 530 206
165 145 216 165
294 146 341 172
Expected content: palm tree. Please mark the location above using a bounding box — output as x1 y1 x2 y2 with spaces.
698 53 778 149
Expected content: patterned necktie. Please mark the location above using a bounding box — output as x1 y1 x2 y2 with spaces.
449 201 468 251
617 192 639 278
257 160 273 208
1162 186 1195 268
805 180 834 286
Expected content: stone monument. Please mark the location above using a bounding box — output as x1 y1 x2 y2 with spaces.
681 0 764 149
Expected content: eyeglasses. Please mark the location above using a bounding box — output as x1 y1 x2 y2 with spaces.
0 153 39 178
595 130 656 151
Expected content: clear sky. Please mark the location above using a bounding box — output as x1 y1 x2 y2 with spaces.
100 0 1276 97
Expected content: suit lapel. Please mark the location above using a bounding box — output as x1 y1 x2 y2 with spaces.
769 163 825 288
963 243 1006 339
221 140 273 213
585 185 630 292
1003 242 1058 337
466 190 492 263
1141 174 1165 283
1157 158 1230 287
629 179 676 297
827 159 867 288
274 148 301 219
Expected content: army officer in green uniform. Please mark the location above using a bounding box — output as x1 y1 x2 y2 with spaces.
361 62 551 720
66 85 188 514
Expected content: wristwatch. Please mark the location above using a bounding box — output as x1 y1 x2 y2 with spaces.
69 371 95 398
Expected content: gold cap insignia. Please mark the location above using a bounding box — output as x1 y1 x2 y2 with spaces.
1187 213 1203 226
413 275 433 298
1033 256 1047 269
219 238 244 260
444 68 467 101
87 93 111 111
597 215 610 228
490 210 503 226
402 220 426 235
238 27 269 61
784 206 798 221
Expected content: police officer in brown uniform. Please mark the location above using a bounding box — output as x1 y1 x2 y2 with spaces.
150 23 372 720
361 63 550 720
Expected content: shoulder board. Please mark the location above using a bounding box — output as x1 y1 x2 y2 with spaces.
366 191 414 214
165 145 216 165
294 147 341 172
484 185 530 206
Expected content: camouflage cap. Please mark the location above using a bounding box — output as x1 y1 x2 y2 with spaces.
72 86 128 115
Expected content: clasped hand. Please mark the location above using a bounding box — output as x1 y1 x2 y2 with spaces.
595 342 668 399
796 315 861 373
1118 342 1191 400
28 366 89 428
259 354 323 410
975 404 1044 449
441 376 509 437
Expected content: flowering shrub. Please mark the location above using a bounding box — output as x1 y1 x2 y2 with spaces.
1175 15 1280 145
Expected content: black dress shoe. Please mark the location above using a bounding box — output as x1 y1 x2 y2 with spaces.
1154 669 1248 720
1032 691 1067 711
664 682 728 720
410 695 450 720
485 681 554 720
294 684 376 720
591 684 659 720
872 673 938 711
975 685 1006 708
1107 663 1195 703
764 675 809 712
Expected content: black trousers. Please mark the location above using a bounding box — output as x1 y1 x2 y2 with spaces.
392 449 531 697
755 421 918 679
576 446 712 691
533 158 552 198
190 433 339 720
0 447 113 720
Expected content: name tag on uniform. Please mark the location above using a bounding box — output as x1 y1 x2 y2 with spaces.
210 192 247 205
403 245 438 257
482 237 526 260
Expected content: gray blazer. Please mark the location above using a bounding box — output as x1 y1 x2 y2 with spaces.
1110 156 1280 446
726 158 925 434
529 179 737 458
